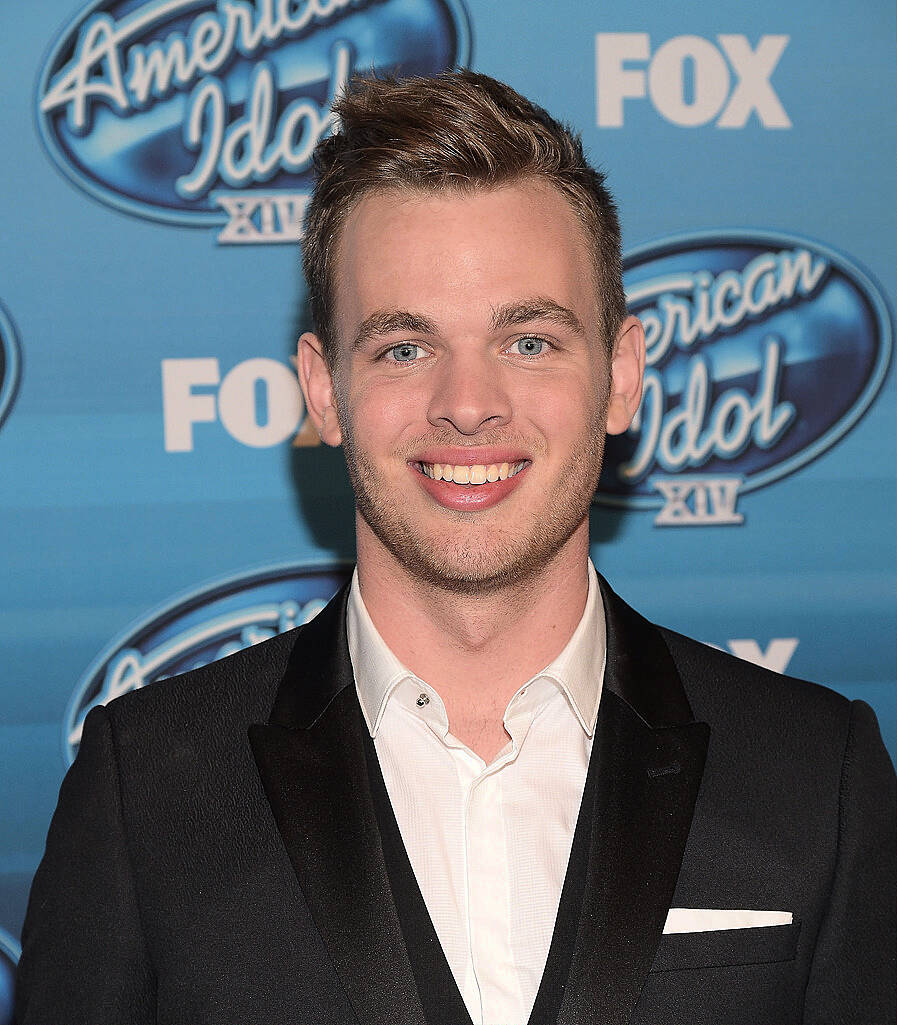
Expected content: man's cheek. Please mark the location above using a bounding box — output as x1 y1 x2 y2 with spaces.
521 380 592 427
350 385 425 445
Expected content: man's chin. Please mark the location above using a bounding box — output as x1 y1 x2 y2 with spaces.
352 466 593 594
377 530 563 596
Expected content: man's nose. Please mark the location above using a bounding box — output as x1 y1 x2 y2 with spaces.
426 351 512 435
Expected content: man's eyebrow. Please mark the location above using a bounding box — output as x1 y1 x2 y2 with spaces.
491 297 585 336
351 310 439 351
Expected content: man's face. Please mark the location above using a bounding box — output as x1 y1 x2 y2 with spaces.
301 179 642 593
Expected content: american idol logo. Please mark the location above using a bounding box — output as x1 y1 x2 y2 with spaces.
598 232 892 525
65 561 352 763
37 0 471 243
0 302 22 433
0 927 19 1025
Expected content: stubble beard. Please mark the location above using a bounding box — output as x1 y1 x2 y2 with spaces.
337 407 608 596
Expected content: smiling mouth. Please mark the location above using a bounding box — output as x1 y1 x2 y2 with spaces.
414 460 529 485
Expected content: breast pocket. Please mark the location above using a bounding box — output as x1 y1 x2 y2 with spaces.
649 922 801 973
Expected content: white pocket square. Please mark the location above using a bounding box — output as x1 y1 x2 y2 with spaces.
663 908 793 934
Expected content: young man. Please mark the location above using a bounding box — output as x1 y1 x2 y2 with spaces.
16 72 895 1025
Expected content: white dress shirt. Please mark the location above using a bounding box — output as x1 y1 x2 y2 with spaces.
347 561 606 1025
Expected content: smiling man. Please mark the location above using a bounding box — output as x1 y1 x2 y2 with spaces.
298 172 644 768
16 72 895 1025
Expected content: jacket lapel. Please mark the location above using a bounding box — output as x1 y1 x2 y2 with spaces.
555 577 710 1025
248 583 426 1025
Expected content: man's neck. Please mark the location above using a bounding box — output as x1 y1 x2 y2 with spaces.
355 520 591 762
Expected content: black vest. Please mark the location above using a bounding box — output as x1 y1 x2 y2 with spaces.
364 730 600 1025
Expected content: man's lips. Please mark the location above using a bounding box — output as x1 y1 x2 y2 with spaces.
409 458 531 511
411 448 532 467
416 459 528 484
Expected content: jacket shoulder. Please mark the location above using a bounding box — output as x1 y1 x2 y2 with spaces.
658 624 854 754
100 624 308 742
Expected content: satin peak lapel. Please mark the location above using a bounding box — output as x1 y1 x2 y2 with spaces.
557 578 710 1025
249 583 426 1025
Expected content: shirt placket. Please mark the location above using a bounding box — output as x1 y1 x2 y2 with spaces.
462 750 527 1025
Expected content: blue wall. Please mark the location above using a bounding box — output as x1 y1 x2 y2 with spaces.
1 0 894 992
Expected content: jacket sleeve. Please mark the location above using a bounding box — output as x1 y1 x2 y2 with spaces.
14 703 156 1024
803 699 897 1025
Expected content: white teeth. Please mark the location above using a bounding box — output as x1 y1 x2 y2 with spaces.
419 460 527 484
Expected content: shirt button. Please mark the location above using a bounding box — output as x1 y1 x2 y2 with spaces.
416 693 430 707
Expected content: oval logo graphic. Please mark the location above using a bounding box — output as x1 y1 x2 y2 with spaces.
66 561 352 764
37 0 471 240
597 232 892 524
0 928 20 1025
0 302 22 433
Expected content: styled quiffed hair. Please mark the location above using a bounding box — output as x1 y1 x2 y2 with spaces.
302 70 626 364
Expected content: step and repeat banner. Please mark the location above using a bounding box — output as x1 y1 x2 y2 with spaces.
0 0 894 1008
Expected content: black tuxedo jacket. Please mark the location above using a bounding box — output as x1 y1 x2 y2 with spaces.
15 576 896 1024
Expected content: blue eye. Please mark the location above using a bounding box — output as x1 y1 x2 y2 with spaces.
388 344 424 362
511 337 545 356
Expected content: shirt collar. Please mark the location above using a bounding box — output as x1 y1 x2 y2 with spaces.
346 567 421 737
538 558 606 736
346 560 606 739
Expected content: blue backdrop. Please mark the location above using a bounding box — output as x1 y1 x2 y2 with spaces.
1 0 894 1003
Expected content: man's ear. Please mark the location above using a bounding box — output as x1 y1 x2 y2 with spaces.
606 315 646 436
296 332 343 447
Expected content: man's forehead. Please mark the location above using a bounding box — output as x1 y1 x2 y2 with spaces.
331 180 598 338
